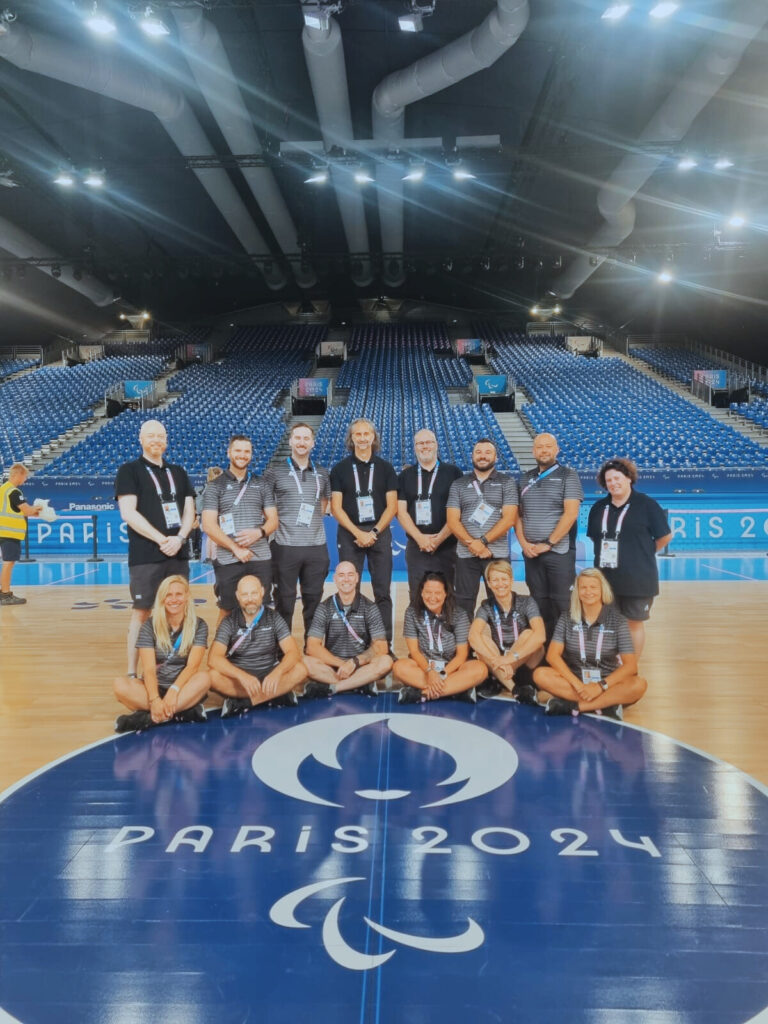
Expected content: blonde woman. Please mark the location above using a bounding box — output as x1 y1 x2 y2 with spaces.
533 568 647 719
114 575 210 732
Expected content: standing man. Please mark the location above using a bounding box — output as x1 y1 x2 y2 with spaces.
330 418 398 643
201 435 277 625
0 463 41 606
115 420 196 675
263 423 331 638
516 432 583 637
397 429 462 605
446 438 518 618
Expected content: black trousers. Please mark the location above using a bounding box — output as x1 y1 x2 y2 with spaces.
272 542 330 636
405 541 458 607
454 555 492 619
523 548 576 638
337 527 393 640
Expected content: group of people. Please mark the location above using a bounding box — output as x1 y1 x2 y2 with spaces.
108 415 671 731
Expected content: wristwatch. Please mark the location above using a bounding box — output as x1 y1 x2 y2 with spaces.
352 656 361 668
371 526 379 537
480 534 489 546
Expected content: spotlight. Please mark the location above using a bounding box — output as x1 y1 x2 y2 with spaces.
353 169 374 184
83 170 105 188
601 4 631 20
677 156 698 171
530 305 539 315
84 3 117 35
301 1 342 30
657 270 673 283
304 171 329 184
714 157 734 170
553 304 562 314
53 169 76 187
398 12 422 31
138 6 170 37
452 167 476 181
402 165 425 182
649 2 679 17
727 214 746 228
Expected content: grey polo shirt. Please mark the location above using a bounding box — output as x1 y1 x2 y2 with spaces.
403 606 470 661
552 604 634 675
518 464 583 555
475 595 541 651
263 459 331 547
446 470 519 558
214 606 290 678
136 618 208 687
308 593 386 660
202 470 274 564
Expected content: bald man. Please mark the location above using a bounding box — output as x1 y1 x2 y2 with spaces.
115 419 196 674
516 433 583 637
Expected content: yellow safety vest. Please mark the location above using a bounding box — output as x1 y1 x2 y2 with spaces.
0 480 27 540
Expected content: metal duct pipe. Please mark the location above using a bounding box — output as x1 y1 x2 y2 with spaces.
302 19 373 287
173 8 316 289
0 21 287 291
372 0 530 287
553 0 768 300
0 216 115 306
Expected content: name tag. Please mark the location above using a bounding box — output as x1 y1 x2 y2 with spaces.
429 659 447 675
162 502 181 529
218 512 236 536
296 502 314 527
600 539 619 568
581 668 602 685
415 499 432 526
356 495 375 522
470 501 493 527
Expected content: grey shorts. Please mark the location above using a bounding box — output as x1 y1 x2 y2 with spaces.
615 594 654 622
129 559 189 610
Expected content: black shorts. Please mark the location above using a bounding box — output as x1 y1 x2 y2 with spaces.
615 594 654 622
213 559 272 611
129 559 189 610
0 539 22 562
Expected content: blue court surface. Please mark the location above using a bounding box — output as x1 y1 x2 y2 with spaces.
1 696 767 1023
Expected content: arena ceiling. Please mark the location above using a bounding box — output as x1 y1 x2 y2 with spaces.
0 0 766 351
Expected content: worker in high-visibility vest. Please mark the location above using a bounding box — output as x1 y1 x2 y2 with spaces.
0 463 41 606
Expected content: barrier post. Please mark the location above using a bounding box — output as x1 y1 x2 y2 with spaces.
19 527 37 563
87 513 104 562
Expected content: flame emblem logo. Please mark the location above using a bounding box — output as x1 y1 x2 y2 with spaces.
251 713 518 807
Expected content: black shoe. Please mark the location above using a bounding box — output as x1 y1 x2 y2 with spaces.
544 697 579 717
477 679 503 700
512 683 538 706
174 703 207 724
115 710 152 733
351 682 379 697
220 697 252 718
397 686 424 705
591 704 623 721
267 691 299 709
302 681 332 700
453 686 477 704
0 592 26 605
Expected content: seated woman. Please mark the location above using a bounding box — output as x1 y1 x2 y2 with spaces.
114 574 211 732
468 560 546 703
394 572 488 704
533 568 647 719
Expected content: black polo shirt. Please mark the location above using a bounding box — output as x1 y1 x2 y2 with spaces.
475 595 542 651
398 461 462 551
115 456 195 566
330 454 398 533
552 605 634 675
214 606 290 678
308 593 386 660
587 490 670 598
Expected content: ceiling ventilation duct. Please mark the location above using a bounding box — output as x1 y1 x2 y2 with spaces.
552 0 768 300
0 20 287 290
371 0 529 287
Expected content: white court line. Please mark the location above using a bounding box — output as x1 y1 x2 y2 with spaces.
43 565 101 587
700 562 758 582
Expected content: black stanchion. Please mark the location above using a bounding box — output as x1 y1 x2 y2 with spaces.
87 513 104 563
19 529 37 563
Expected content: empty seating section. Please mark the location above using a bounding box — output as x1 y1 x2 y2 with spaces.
103 338 182 358
484 332 768 471
629 345 727 385
314 333 517 473
732 397 768 431
0 355 40 380
41 326 324 479
0 356 166 471
347 322 452 354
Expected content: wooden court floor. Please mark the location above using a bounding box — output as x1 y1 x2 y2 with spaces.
0 580 766 790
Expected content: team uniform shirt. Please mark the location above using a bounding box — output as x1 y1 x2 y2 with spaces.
587 490 670 597
475 594 542 651
446 470 519 558
330 455 398 533
202 471 274 565
214 606 290 678
136 618 208 687
114 457 196 566
403 605 471 662
263 459 331 547
518 464 583 554
551 605 634 676
308 593 386 660
398 461 462 550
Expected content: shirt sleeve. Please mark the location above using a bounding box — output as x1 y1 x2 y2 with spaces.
214 617 235 647
329 462 343 492
403 606 418 639
193 619 209 647
177 467 196 502
365 602 387 641
384 461 399 492
474 601 492 625
308 601 329 640
564 469 584 501
8 489 23 513
614 612 634 655
586 501 602 541
551 612 568 645
320 469 332 501
201 479 220 512
453 608 470 645
502 475 519 506
647 497 671 540
397 468 409 501
136 620 156 649
521 595 543 623
446 480 461 510
114 461 138 500
272 611 291 643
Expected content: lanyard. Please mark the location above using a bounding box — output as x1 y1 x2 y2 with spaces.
471 478 486 501
492 603 519 651
601 502 630 538
232 476 250 507
352 461 374 496
334 598 365 645
146 465 176 500
423 611 444 654
520 463 559 498
417 461 440 501
287 458 321 503
228 607 265 655
578 621 604 665
159 628 183 662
